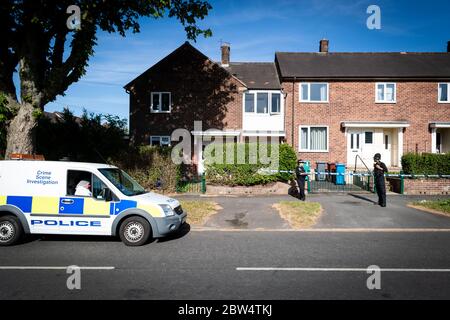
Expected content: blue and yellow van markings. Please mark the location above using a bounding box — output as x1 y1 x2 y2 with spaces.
83 198 110 216
59 197 84 214
112 200 137 215
31 196 59 215
2 195 162 217
7 196 32 213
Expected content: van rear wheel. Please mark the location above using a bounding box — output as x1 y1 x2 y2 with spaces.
119 216 151 246
0 216 23 246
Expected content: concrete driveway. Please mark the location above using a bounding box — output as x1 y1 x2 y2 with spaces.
177 194 450 230
313 194 450 229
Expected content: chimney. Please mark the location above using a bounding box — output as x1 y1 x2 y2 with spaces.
319 39 329 53
447 41 450 53
221 42 230 67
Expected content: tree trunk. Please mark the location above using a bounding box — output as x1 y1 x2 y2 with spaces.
5 102 37 158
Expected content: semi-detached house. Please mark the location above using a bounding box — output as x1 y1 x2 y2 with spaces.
124 40 450 175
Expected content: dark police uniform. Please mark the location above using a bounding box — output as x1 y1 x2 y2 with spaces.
296 164 307 201
373 158 388 207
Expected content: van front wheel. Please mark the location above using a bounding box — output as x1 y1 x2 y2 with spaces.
119 216 151 246
0 216 23 246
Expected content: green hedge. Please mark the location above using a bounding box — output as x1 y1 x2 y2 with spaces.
401 153 450 175
205 143 297 186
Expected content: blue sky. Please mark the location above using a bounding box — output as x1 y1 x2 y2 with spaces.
42 0 450 125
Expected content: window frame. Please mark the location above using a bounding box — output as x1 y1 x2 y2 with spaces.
364 131 374 145
438 83 450 103
299 83 329 103
243 90 283 115
150 135 171 147
150 92 172 113
375 83 397 104
298 125 329 153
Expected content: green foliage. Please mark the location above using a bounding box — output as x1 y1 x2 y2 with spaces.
112 145 180 193
401 153 450 175
2 0 212 153
0 94 12 159
205 143 297 186
36 108 128 162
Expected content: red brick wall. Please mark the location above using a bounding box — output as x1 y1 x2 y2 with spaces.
404 178 450 195
282 81 450 165
127 43 245 146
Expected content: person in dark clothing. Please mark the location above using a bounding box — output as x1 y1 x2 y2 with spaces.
295 160 307 201
373 153 388 207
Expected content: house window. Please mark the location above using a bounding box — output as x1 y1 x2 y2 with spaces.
151 92 171 112
150 136 171 147
271 93 281 113
376 83 396 103
299 126 328 152
365 132 373 144
244 91 282 114
300 83 329 103
438 83 449 103
256 93 269 114
245 93 255 112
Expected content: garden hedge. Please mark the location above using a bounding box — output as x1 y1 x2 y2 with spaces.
401 153 450 175
205 142 297 186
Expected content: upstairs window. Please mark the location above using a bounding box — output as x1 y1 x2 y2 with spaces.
151 92 171 112
245 93 255 112
271 93 281 113
150 136 171 147
439 83 449 103
300 83 329 103
376 83 396 103
256 93 269 114
244 91 282 114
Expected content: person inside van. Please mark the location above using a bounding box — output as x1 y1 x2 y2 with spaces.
75 180 92 197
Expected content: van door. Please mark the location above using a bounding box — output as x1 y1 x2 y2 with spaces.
59 170 112 235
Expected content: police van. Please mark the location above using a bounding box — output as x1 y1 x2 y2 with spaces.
0 160 187 246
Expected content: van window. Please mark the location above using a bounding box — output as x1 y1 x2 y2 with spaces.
67 170 92 196
99 168 146 196
92 174 109 200
67 170 110 200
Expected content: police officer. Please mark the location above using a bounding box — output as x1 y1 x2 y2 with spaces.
295 160 307 201
373 153 388 207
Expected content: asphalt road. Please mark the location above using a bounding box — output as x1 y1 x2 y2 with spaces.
1 229 450 300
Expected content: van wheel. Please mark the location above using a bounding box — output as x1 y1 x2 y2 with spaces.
0 216 23 246
119 216 151 246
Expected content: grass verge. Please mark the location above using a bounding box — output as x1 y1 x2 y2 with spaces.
409 199 450 217
180 200 221 226
273 201 323 229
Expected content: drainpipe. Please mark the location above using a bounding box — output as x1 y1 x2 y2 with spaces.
291 77 296 148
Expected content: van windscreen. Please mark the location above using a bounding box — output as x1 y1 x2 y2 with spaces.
99 168 146 197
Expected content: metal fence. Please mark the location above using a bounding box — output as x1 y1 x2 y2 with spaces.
307 171 372 193
176 173 206 194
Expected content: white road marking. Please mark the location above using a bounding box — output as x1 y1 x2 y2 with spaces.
0 266 115 270
236 267 450 272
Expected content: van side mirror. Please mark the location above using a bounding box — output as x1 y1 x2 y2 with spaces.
104 188 113 202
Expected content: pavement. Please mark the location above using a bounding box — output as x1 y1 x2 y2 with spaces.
1 230 450 299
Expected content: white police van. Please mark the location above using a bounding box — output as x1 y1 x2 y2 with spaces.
0 160 187 246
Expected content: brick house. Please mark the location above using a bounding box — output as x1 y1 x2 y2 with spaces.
124 40 450 174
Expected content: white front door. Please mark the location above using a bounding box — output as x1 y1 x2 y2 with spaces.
347 130 363 168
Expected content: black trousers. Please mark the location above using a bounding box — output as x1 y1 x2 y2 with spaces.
375 176 386 206
297 179 306 200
